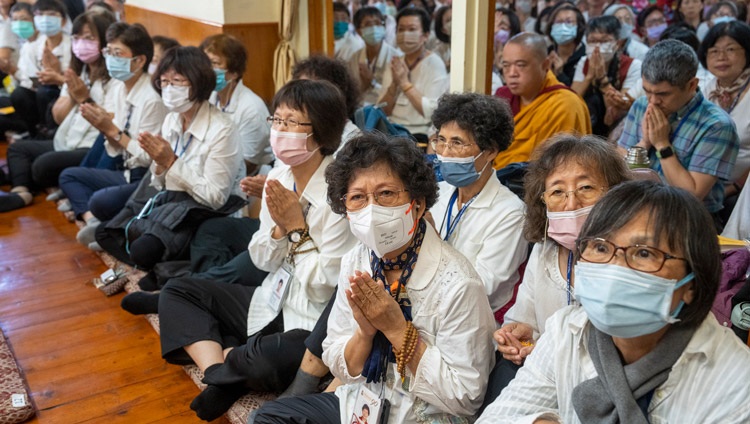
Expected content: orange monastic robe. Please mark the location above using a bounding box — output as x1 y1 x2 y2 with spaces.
494 71 592 169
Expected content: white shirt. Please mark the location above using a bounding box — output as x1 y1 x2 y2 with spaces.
625 38 649 62
209 81 272 167
324 225 497 424
702 79 750 182
0 16 18 51
724 166 750 239
53 75 117 151
432 176 527 313
378 52 449 134
335 31 365 63
103 73 167 177
13 37 39 89
478 307 750 424
572 55 642 98
152 101 243 209
33 33 72 76
246 155 358 335
504 241 575 340
347 42 403 106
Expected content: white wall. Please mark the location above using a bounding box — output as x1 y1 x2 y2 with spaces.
127 0 225 24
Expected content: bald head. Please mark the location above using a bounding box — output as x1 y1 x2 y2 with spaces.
506 32 548 62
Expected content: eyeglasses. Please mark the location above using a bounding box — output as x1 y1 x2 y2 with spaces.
341 188 409 211
578 237 687 272
645 17 666 27
430 138 476 155
266 116 313 129
159 78 190 88
707 46 742 58
101 47 132 58
542 184 605 209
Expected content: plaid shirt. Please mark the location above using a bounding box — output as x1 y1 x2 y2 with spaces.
618 91 739 213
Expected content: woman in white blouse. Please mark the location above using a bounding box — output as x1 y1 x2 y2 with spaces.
480 135 630 410
154 79 358 422
254 132 496 424
479 180 750 424
1 10 115 212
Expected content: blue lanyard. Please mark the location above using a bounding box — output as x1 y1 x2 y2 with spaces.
123 104 134 136
173 133 194 157
292 183 312 219
566 251 573 305
215 97 230 112
669 98 702 144
444 190 477 241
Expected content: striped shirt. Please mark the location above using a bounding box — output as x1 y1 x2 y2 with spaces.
618 91 739 213
477 307 750 424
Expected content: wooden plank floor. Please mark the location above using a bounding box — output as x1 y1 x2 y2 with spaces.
0 142 228 423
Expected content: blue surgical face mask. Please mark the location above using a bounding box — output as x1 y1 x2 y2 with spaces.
361 25 386 46
550 23 577 45
11 20 35 40
334 21 349 39
574 261 694 338
437 152 490 188
373 2 388 15
105 54 135 81
214 68 228 92
646 22 667 40
619 23 634 40
33 15 62 36
712 16 736 25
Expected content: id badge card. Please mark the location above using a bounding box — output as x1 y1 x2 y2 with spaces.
267 262 293 314
350 385 385 424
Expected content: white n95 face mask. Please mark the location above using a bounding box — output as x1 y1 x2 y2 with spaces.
347 201 416 258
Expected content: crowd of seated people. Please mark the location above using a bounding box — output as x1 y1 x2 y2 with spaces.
2 0 750 423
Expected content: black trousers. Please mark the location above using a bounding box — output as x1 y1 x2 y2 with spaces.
478 352 522 415
253 392 340 424
305 291 336 358
6 139 88 189
158 276 309 392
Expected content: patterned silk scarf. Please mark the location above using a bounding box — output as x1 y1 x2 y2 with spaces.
361 219 426 383
709 67 750 112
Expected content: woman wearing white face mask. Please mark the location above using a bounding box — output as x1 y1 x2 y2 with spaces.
571 16 642 137
429 93 527 321
378 6 448 138
92 46 244 270
150 79 358 422
479 180 750 424
478 135 630 412
253 132 496 424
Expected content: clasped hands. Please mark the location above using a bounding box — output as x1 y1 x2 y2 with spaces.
265 179 305 235
137 131 176 170
640 103 671 151
494 322 535 365
346 270 407 341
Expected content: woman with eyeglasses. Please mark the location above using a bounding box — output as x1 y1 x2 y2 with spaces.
480 134 630 410
151 79 358 421
253 132 496 424
93 45 245 270
57 22 167 248
1 10 116 212
479 180 750 423
699 21 750 217
429 92 526 322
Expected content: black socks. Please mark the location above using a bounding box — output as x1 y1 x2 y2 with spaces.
120 291 160 315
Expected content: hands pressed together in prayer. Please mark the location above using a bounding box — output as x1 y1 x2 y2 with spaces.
346 270 407 341
640 103 671 150
138 131 176 172
240 174 267 199
265 179 305 236
494 322 535 365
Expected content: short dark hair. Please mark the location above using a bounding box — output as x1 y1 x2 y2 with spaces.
578 180 721 328
71 11 116 83
434 6 451 44
362 404 370 413
636 5 663 31
396 6 431 34
496 7 522 37
353 6 383 29
534 5 555 35
199 34 248 77
33 0 68 18
152 35 180 53
642 39 698 86
106 22 153 72
270 79 347 157
674 0 703 29
523 134 631 242
431 92 514 153
705 0 738 20
151 46 215 102
698 20 750 69
660 23 700 53
547 4 586 46
326 132 439 215
333 2 350 18
586 15 621 38
292 54 360 120
10 2 33 17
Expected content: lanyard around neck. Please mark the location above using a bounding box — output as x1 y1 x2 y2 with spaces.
443 189 477 241
669 98 702 143
173 133 194 157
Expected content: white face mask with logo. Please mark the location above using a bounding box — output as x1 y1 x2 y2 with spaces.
347 201 416 258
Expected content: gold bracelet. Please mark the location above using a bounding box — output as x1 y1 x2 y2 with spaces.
401 83 414 93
